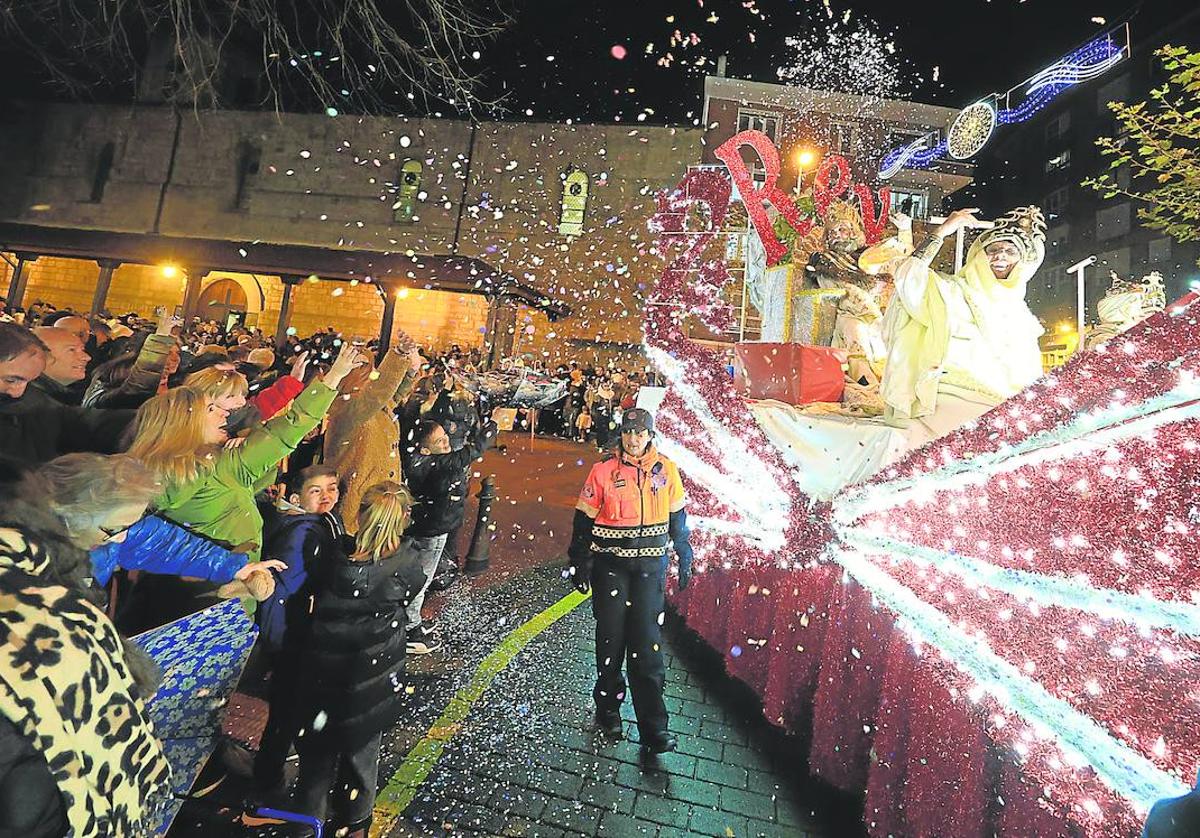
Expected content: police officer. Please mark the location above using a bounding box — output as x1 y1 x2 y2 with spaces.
567 407 694 754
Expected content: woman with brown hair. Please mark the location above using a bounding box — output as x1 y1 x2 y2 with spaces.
322 334 422 533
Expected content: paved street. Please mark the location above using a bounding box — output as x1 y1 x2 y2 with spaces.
168 434 864 838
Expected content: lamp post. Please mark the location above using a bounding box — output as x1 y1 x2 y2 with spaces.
794 147 816 195
1069 255 1097 343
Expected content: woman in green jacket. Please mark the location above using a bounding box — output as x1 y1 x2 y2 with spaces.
122 342 365 627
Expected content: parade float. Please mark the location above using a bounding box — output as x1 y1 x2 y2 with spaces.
645 30 1200 836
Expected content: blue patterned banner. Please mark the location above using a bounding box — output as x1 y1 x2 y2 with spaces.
135 600 258 833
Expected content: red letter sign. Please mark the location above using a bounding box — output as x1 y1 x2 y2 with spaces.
713 131 812 267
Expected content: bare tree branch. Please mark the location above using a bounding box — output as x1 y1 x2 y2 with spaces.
0 0 510 114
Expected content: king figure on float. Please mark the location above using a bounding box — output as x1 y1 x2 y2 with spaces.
1085 270 1166 350
879 205 1047 444
802 200 913 390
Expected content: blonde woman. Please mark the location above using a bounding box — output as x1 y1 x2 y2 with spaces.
124 343 363 621
285 481 425 838
184 348 310 429
322 335 422 533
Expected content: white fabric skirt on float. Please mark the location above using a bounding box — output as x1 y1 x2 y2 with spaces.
747 400 916 499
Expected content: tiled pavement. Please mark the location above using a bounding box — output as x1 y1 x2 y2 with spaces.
167 435 865 837
384 566 864 837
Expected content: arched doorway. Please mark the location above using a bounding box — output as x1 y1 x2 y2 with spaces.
198 278 248 329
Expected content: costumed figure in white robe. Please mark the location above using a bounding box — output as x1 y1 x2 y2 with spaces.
880 205 1047 445
1084 271 1166 350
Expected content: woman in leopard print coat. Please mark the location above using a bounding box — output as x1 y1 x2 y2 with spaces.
0 457 172 837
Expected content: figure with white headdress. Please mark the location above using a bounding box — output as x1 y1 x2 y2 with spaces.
1085 271 1166 350
880 205 1048 443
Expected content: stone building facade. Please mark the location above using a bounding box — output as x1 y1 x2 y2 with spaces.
0 102 702 366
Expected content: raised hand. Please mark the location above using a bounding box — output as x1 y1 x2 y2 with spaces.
407 346 424 372
323 341 367 389
155 308 183 337
935 208 993 239
289 350 310 381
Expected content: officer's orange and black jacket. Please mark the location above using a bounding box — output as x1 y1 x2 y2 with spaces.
568 444 691 563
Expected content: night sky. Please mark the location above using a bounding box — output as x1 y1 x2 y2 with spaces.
480 0 1155 124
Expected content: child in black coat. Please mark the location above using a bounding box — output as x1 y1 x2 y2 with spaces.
288 480 426 838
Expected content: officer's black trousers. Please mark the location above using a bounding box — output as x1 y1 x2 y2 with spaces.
590 553 669 739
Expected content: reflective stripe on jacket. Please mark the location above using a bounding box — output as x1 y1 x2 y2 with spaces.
575 447 686 559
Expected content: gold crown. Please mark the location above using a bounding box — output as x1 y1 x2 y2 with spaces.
823 199 865 232
977 206 1046 261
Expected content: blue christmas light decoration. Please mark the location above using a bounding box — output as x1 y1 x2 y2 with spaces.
879 30 1128 179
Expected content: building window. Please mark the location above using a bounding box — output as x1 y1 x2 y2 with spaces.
1095 202 1130 241
234 140 261 210
830 121 857 154
558 166 589 237
1045 112 1071 142
1044 186 1069 221
1042 264 1068 288
889 187 929 220
887 127 933 149
392 160 423 224
89 142 116 203
1148 237 1172 266
1045 148 1071 173
1097 73 1130 114
736 110 781 142
1047 223 1071 255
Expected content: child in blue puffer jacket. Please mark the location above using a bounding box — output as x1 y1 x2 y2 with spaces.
251 463 348 799
89 513 282 596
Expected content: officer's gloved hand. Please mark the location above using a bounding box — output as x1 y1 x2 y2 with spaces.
677 562 691 591
568 556 592 594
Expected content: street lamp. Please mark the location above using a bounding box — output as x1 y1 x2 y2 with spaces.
794 147 817 194
1068 255 1097 342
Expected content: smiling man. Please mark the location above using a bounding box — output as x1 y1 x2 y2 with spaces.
880 205 1048 444
0 322 133 467
31 326 90 405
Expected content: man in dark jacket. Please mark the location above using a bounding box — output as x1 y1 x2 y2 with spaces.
402 417 496 654
0 323 132 468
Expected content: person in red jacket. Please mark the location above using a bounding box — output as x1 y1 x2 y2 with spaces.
567 407 694 755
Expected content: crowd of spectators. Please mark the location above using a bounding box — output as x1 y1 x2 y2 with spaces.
0 296 664 837
0 303 503 838
527 360 662 449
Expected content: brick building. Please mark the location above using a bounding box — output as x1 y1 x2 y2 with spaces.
0 103 701 366
695 75 973 341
